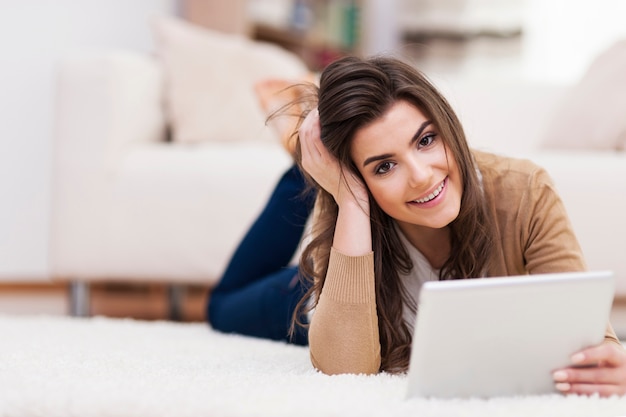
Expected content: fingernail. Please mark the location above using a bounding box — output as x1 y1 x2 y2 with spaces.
571 353 585 364
552 370 567 381
555 382 571 392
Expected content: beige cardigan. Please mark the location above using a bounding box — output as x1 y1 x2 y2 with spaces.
308 150 621 375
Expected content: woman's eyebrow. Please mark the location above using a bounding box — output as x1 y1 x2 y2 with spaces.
362 120 433 168
363 153 393 168
409 120 433 145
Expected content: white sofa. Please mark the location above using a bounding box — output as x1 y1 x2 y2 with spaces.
50 19 626 315
50 16 307 316
51 50 296 316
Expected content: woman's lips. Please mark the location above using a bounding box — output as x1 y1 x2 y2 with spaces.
409 177 447 207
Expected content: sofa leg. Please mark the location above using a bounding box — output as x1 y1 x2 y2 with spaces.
69 281 91 317
168 284 185 321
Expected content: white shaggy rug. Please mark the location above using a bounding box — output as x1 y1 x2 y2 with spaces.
1 314 625 417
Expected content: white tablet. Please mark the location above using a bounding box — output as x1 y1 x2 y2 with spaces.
405 270 615 399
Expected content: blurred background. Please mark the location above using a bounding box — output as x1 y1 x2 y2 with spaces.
0 0 625 320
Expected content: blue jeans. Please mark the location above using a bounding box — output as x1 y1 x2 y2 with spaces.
207 165 315 345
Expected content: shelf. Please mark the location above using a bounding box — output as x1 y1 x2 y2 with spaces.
252 21 351 71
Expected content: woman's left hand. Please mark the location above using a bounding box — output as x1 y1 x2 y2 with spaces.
553 341 626 397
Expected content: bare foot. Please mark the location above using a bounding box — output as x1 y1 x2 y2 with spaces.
254 74 316 156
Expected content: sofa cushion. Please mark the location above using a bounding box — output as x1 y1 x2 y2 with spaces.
151 15 309 144
541 40 626 151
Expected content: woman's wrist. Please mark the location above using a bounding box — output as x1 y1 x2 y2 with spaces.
334 172 369 213
336 192 369 217
332 194 372 256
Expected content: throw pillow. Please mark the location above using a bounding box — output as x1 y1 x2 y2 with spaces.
151 15 309 144
541 40 626 151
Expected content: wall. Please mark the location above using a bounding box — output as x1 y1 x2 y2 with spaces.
0 0 177 280
522 0 626 83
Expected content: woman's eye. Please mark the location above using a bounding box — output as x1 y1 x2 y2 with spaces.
375 161 395 175
418 133 437 148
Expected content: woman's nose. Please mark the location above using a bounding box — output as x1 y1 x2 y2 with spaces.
406 157 432 188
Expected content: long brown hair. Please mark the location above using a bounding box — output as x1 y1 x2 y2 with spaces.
294 55 495 373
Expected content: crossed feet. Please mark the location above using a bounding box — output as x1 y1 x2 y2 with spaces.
254 74 317 157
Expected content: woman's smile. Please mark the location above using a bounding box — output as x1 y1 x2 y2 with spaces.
408 177 447 206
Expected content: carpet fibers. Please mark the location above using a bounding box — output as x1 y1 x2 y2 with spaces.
0 314 625 417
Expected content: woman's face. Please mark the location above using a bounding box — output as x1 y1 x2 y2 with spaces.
351 100 463 233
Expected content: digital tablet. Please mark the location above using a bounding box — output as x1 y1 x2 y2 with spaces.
405 271 615 399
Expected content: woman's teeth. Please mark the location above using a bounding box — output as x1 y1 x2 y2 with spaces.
414 180 445 204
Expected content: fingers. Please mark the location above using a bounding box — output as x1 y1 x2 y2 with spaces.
553 342 626 397
573 342 626 368
298 109 341 195
553 365 616 386
298 109 318 163
299 109 321 162
298 107 319 137
299 109 325 178
555 381 624 397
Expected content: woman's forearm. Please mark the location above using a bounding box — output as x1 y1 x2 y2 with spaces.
308 248 381 375
332 194 372 256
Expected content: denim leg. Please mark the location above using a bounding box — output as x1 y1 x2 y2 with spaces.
207 165 315 345
212 165 314 293
208 266 310 345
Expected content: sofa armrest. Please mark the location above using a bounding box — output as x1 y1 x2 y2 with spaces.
51 51 166 276
530 151 626 296
53 51 165 166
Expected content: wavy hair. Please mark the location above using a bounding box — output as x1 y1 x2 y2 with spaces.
293 55 495 373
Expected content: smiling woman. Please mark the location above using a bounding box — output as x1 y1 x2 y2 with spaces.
207 55 626 398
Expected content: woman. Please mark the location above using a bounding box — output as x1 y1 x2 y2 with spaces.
209 55 626 396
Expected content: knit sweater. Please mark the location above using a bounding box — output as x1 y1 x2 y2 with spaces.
308 150 621 375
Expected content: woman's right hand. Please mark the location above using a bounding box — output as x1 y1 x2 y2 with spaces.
299 109 368 209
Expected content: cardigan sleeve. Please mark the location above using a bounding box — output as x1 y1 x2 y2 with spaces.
518 167 587 274
308 248 381 375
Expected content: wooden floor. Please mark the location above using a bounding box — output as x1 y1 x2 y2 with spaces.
0 282 209 322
